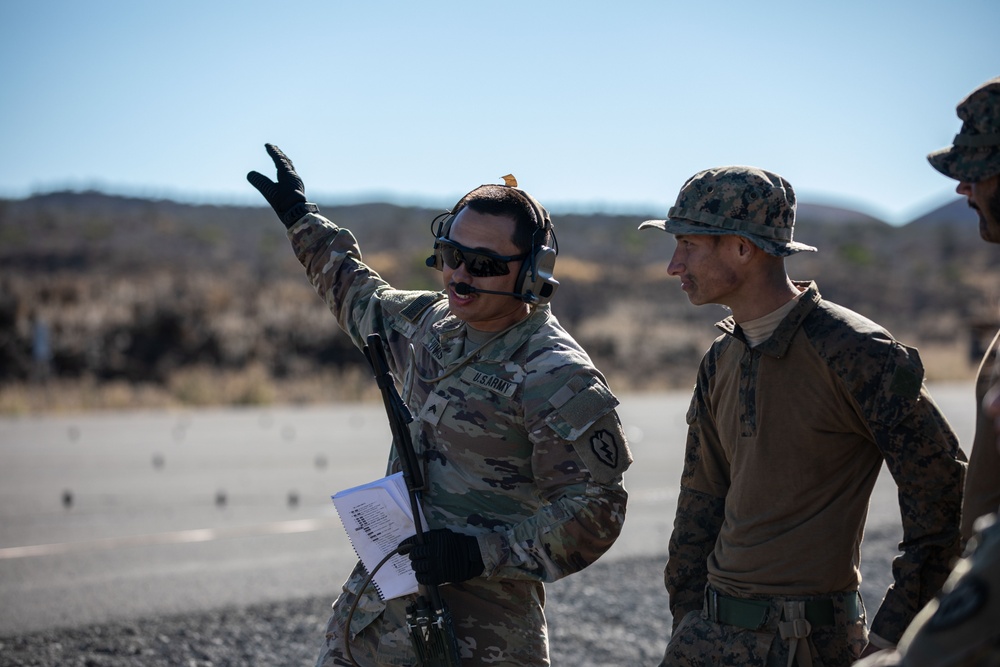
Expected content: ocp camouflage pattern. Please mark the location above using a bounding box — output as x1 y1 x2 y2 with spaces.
289 213 631 666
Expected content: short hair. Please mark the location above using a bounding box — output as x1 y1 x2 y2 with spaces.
453 185 554 254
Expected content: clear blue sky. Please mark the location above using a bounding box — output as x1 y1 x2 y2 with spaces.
1 1 997 224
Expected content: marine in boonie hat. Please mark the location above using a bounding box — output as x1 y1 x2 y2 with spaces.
638 165 817 257
927 76 1000 183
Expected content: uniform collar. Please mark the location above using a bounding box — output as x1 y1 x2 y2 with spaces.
471 305 551 363
428 305 551 368
716 281 821 357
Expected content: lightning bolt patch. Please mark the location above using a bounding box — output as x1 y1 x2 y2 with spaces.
590 429 618 468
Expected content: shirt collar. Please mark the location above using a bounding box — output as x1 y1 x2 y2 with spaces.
716 281 821 357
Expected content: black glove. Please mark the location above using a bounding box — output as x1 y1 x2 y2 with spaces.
246 143 319 228
399 529 485 586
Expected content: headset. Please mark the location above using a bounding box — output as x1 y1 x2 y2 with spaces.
425 178 559 305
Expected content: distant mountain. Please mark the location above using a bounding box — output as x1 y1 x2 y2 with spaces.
796 202 888 227
737 197 975 230
907 197 978 227
6 189 934 228
782 195 978 231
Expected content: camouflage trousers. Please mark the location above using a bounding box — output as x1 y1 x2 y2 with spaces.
315 569 550 666
659 589 868 667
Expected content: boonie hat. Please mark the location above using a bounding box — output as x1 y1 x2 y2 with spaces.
639 166 817 257
927 76 1000 182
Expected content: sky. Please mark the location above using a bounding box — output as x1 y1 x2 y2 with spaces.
1 1 998 225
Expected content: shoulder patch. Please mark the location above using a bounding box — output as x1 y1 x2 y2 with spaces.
890 362 922 399
544 376 619 441
589 428 621 469
542 376 631 483
870 342 925 427
572 412 631 484
399 291 446 323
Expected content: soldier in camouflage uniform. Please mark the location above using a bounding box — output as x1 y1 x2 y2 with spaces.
852 511 1000 666
638 166 966 666
849 75 1000 667
927 76 1000 545
247 144 631 666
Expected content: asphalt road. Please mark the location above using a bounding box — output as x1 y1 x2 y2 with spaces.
0 382 976 636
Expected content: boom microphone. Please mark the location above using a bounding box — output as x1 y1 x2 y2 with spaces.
453 282 534 302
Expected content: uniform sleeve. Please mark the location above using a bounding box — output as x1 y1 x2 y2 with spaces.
285 212 441 375
867 342 967 644
477 381 632 583
287 212 383 346
664 364 728 631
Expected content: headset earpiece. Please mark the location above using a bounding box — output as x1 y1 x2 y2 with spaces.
511 189 559 305
515 245 559 304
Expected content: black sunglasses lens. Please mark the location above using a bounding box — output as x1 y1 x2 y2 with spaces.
441 245 462 270
440 243 510 277
465 253 509 277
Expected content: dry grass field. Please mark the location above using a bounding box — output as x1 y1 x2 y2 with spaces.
0 192 995 415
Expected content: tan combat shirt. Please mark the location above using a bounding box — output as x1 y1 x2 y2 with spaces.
666 282 966 645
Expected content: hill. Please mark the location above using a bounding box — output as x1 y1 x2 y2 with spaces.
907 198 977 227
0 191 996 412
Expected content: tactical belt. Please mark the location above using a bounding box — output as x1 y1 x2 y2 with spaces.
704 586 862 630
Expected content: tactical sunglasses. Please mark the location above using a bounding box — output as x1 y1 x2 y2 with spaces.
435 239 528 277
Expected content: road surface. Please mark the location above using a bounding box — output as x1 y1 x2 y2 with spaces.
0 383 976 635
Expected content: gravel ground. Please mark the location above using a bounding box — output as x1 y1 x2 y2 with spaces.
0 536 897 667
0 554 672 667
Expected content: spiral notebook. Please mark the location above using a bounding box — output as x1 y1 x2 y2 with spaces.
331 472 423 600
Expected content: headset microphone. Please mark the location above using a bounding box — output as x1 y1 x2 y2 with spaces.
453 282 538 303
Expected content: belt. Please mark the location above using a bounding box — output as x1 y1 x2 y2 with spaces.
704 587 862 631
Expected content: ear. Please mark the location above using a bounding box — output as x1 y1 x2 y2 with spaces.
734 236 757 262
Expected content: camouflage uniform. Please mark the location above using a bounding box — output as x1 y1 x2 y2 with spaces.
927 76 1000 543
638 167 966 667
286 213 631 666
850 76 1000 667
853 514 1000 667
659 283 966 666
962 333 1000 543
927 76 1000 184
